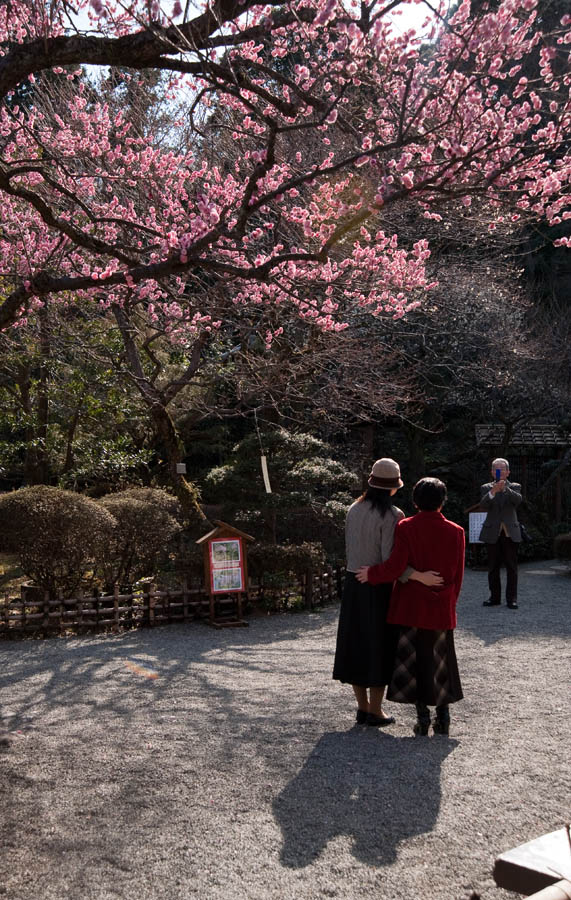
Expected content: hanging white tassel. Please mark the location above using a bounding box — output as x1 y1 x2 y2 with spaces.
261 455 272 493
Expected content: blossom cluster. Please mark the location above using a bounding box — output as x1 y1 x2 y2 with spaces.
0 0 568 341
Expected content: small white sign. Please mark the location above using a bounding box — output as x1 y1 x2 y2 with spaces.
469 512 487 544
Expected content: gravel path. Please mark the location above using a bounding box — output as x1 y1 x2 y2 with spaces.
1 559 570 900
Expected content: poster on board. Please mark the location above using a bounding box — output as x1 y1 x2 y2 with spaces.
209 538 244 593
468 512 487 544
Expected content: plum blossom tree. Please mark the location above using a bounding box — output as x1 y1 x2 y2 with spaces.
0 0 569 511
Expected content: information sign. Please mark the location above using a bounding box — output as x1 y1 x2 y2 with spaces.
209 538 245 594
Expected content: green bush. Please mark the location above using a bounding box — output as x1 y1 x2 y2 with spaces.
247 541 327 613
0 486 115 598
203 428 357 551
248 541 326 577
97 487 182 590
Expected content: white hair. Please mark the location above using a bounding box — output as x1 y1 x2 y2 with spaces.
492 458 509 469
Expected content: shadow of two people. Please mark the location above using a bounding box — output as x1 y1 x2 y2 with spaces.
273 728 457 868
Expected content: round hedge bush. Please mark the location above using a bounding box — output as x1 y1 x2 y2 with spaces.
97 487 182 590
0 485 116 598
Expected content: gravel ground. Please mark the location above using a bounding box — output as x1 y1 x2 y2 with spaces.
1 558 570 900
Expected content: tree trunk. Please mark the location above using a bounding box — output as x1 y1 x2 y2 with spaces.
403 423 425 487
62 400 83 475
35 306 51 484
149 402 206 526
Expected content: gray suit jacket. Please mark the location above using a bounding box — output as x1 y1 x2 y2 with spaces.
479 480 523 544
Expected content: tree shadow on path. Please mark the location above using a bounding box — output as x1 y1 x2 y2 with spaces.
274 728 457 868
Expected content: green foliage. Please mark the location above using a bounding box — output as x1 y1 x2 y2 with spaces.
0 486 115 598
97 487 182 590
0 308 150 489
203 427 357 551
59 437 153 492
248 541 326 577
248 541 327 613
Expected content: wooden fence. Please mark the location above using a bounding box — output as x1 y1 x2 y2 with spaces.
0 567 344 638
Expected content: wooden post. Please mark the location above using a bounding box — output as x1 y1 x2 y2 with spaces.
113 584 119 633
304 567 314 609
43 591 50 631
125 588 132 629
148 587 155 627
3 593 9 634
182 577 189 621
77 587 83 630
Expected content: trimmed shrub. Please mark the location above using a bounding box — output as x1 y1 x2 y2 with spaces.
248 541 326 578
97 487 182 590
0 486 115 598
248 541 327 612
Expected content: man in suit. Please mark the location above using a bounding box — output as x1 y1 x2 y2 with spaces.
480 457 522 609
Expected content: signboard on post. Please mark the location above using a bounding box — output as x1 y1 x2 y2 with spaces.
209 538 244 594
196 521 254 627
468 512 487 544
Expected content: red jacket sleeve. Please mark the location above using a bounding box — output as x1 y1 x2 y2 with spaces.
454 528 465 601
366 523 410 584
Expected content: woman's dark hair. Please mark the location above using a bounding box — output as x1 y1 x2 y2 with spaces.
412 477 447 511
357 485 396 516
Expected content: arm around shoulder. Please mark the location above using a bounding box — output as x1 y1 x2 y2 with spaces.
368 521 410 585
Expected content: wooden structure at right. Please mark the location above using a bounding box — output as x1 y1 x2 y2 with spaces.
475 424 571 526
493 827 571 897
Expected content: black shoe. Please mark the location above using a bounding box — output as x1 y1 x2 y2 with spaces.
356 709 368 725
483 599 501 607
433 720 449 735
433 705 450 735
366 713 395 727
414 702 430 736
507 600 518 609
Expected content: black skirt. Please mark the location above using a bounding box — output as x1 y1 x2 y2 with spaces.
387 627 463 706
332 572 398 687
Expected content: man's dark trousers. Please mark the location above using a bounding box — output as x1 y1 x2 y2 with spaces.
486 534 518 603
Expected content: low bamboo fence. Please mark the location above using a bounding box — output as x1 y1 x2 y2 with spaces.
0 567 344 638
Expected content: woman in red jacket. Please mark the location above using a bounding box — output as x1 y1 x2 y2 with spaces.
356 477 465 736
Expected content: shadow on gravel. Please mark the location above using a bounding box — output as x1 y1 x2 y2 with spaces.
0 611 334 734
274 729 457 868
456 564 571 646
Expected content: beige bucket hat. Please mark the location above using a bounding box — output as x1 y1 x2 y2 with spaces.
367 458 403 489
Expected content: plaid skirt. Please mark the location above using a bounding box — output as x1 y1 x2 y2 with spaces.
387 626 463 706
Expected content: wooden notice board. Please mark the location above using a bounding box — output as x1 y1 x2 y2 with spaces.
196 521 254 627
